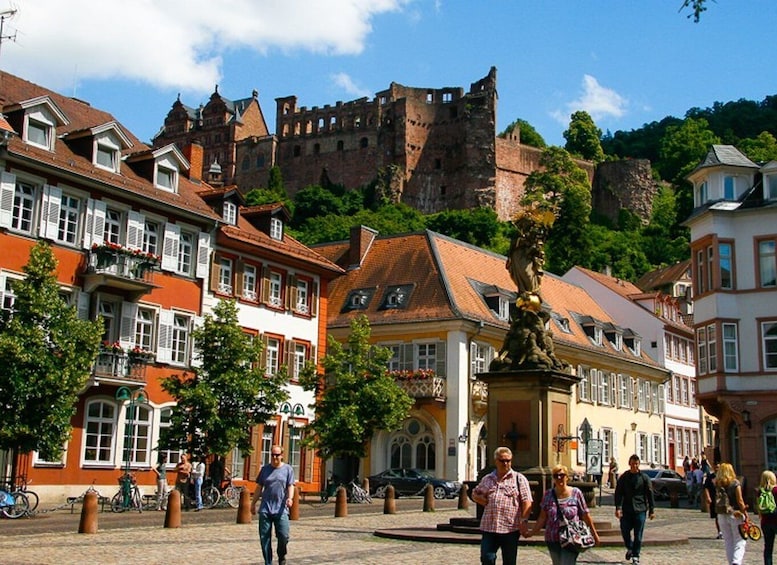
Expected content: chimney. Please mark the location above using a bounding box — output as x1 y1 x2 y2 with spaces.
348 225 378 270
182 143 204 183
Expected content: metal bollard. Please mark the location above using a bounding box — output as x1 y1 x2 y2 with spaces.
236 487 252 524
458 483 469 510
423 483 435 512
383 484 396 514
78 491 99 534
164 489 182 528
334 485 348 517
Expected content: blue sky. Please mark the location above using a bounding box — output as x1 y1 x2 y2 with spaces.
2 1 775 147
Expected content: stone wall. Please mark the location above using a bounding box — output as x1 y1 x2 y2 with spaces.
592 159 660 225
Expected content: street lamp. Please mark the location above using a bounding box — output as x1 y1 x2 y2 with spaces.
115 386 146 509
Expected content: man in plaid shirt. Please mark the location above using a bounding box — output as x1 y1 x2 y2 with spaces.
472 446 533 565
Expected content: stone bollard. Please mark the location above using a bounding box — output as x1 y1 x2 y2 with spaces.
458 483 469 510
335 485 348 517
78 490 99 534
164 489 182 528
362 477 370 496
669 489 680 509
423 483 435 512
236 487 252 524
383 485 396 514
289 487 300 521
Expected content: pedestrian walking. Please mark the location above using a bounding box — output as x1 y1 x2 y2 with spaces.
608 456 618 489
527 464 599 564
251 445 295 565
614 454 655 565
471 446 533 565
191 454 205 511
702 463 722 539
153 454 168 511
715 462 748 565
758 469 777 565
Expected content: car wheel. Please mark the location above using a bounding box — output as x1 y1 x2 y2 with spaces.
374 485 387 499
433 486 447 500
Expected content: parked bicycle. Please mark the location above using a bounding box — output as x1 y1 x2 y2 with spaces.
347 478 372 504
1 475 39 513
0 483 30 519
111 472 143 513
219 472 245 509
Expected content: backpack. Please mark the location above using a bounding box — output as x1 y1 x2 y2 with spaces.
715 483 734 515
757 487 777 515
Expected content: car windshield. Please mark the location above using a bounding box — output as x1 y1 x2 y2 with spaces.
643 469 660 478
414 469 434 479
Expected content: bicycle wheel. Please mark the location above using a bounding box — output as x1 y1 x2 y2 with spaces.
202 486 220 509
23 490 40 512
1 492 30 519
748 523 762 541
224 486 242 508
133 488 143 512
110 491 125 513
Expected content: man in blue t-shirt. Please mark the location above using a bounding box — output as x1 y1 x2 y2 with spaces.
251 445 295 565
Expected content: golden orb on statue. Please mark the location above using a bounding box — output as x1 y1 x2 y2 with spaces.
516 293 542 312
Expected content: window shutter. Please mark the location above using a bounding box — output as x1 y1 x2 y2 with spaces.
309 344 317 366
658 384 666 414
195 232 211 279
259 333 269 372
39 184 61 239
628 377 635 410
303 444 314 483
435 341 446 377
286 339 296 378
83 198 106 249
209 252 221 292
260 266 271 305
590 369 599 404
161 223 180 272
119 301 138 349
285 274 295 311
0 171 16 228
281 421 290 455
248 425 261 481
126 211 145 250
157 309 174 363
610 373 617 406
577 365 584 401
234 259 245 297
310 281 319 317
470 341 478 379
76 290 90 320
613 431 619 460
190 316 203 368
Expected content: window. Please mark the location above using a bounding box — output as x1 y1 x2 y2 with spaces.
99 300 118 343
697 181 708 206
388 345 402 373
767 175 777 201
618 374 632 408
295 279 309 313
178 231 194 275
288 425 302 479
223 202 237 225
697 327 708 375
83 400 116 464
158 407 181 465
342 288 374 312
722 323 738 372
120 402 152 468
156 165 176 191
243 264 257 301
723 176 735 200
57 193 82 245
708 324 717 373
11 180 36 233
379 284 413 310
601 428 613 462
27 118 50 148
681 378 689 405
719 243 732 289
104 208 122 244
0 273 19 314
637 433 648 462
651 434 662 464
218 258 233 294
763 322 777 370
293 343 307 379
417 343 436 371
261 425 276 466
265 337 280 375
270 217 283 240
599 372 611 405
143 221 159 257
171 314 191 365
759 239 776 288
637 379 647 411
95 138 120 172
577 366 590 402
132 307 154 352
268 271 282 307
471 342 492 377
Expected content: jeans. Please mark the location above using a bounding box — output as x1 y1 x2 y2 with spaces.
765 521 777 565
547 541 579 565
259 511 290 565
620 510 647 558
719 513 746 565
193 476 203 509
480 531 519 565
156 479 167 510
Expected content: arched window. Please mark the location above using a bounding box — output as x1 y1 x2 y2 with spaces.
388 418 436 471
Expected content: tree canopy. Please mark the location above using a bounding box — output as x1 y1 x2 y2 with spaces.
0 242 103 467
299 315 413 460
563 111 605 163
160 299 289 457
500 118 547 148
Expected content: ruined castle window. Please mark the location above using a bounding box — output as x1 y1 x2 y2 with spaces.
434 158 442 170
305 120 312 134
256 154 265 168
215 134 221 143
367 115 374 126
294 122 301 135
443 93 452 103
440 186 446 197
283 105 291 115
360 137 368 149
449 107 458 119
330 116 337 128
293 145 301 157
379 96 387 105
282 124 289 137
426 91 433 104
354 116 361 128
318 118 324 130
241 156 250 171
313 143 320 155
337 140 344 151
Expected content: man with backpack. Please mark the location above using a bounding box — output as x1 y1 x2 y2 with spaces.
615 454 655 565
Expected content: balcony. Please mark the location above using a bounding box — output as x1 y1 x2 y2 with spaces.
391 370 446 401
90 348 153 387
82 245 159 298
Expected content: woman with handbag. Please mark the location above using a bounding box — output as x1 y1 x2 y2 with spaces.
527 464 599 564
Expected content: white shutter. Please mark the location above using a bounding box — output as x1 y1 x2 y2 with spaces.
157 309 174 363
576 426 586 465
119 301 138 349
39 184 61 239
0 273 6 310
591 369 600 404
190 315 204 368
610 373 617 407
195 232 211 279
435 340 446 377
0 172 16 228
161 223 180 272
84 198 106 249
577 365 584 401
469 341 478 379
658 384 666 414
76 291 90 320
126 211 145 250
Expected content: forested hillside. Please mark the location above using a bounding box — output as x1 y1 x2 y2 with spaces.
249 94 777 283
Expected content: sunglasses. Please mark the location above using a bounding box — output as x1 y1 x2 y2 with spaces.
271 453 282 457
553 473 567 479
498 459 512 463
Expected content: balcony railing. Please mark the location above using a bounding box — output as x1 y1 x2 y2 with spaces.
92 350 151 386
393 374 446 401
82 246 159 296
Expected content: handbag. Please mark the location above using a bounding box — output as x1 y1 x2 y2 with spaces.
552 489 595 552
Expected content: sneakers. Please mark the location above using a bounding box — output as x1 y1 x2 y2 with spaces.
625 549 632 561
716 531 723 539
632 558 640 565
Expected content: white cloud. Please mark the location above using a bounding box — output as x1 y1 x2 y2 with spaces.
330 72 372 99
552 74 628 125
0 0 411 93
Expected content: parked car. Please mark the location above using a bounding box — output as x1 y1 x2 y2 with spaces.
643 468 686 500
368 468 461 499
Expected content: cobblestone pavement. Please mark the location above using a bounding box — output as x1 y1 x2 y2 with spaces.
0 499 764 564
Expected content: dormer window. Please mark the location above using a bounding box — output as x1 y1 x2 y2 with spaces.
624 330 641 356
223 201 237 225
697 180 708 206
26 117 51 149
552 313 572 334
342 288 375 313
577 315 603 346
270 217 283 240
94 135 121 172
156 164 176 191
379 284 413 310
603 323 624 351
766 173 777 201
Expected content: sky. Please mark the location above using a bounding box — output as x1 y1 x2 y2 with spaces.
1 1 775 148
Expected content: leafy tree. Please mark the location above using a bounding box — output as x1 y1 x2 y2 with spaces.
738 131 777 163
267 165 286 196
586 225 651 281
681 0 708 22
292 185 345 226
425 207 500 248
299 315 413 460
500 118 547 148
522 146 593 274
245 188 288 207
160 299 288 457
0 242 103 475
563 111 605 163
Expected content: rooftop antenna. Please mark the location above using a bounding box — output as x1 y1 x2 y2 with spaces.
0 8 18 58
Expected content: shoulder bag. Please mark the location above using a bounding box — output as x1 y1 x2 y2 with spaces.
553 488 595 552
